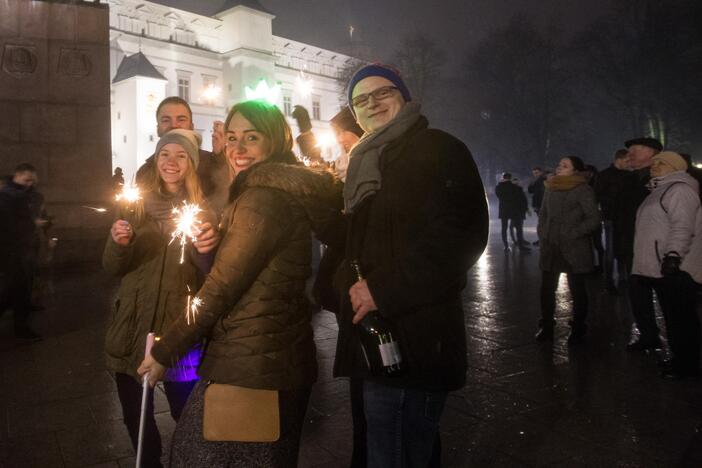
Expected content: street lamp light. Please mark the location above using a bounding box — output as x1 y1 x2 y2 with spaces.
201 84 221 104
296 70 313 98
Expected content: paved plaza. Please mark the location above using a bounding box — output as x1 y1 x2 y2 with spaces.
1 214 701 467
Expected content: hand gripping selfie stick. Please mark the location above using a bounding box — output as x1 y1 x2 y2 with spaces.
136 332 156 468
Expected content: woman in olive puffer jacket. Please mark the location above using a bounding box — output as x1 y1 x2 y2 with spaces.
138 101 341 468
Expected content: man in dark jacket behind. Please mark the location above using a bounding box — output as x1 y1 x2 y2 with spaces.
594 148 630 293
496 172 530 251
528 166 546 213
612 137 663 350
135 97 229 216
334 64 488 467
0 163 43 339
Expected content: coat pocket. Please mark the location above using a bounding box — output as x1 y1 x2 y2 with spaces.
105 294 139 359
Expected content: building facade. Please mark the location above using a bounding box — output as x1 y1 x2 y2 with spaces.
107 0 358 179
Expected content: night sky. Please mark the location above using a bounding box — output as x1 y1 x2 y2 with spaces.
152 0 616 62
262 0 615 61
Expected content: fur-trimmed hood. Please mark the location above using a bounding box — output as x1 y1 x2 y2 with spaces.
233 162 339 198
231 162 344 243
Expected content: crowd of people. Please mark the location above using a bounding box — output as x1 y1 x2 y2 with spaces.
102 63 489 468
3 57 700 467
497 138 702 378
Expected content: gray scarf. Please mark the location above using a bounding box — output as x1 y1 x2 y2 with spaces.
343 102 422 213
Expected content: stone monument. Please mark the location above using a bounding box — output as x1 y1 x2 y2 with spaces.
0 0 112 264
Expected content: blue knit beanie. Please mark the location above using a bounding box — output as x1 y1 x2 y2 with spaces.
347 63 412 114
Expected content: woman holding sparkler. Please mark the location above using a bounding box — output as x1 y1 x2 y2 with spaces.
103 128 219 467
138 100 341 467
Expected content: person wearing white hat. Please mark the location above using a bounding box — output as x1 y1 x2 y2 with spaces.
632 151 702 379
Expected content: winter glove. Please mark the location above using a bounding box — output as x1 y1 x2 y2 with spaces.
292 105 312 133
661 254 682 277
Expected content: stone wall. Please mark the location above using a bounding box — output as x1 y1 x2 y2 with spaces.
0 0 112 264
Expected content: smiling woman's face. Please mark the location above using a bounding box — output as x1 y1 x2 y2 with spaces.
351 76 406 133
157 143 189 192
225 112 271 176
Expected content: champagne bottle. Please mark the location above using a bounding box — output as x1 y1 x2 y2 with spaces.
351 260 405 377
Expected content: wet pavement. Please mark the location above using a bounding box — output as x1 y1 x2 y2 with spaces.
1 210 702 467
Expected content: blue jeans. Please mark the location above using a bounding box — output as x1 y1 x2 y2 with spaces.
363 380 447 468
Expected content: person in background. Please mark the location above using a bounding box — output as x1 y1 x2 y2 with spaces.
583 164 604 274
334 63 488 467
311 105 365 467
528 167 547 246
632 151 701 379
528 166 546 214
330 107 364 182
0 163 45 340
292 105 324 165
496 172 530 252
103 129 219 467
111 167 125 193
535 156 600 344
138 100 341 468
595 148 631 293
613 137 663 350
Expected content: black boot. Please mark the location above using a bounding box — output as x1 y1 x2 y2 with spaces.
567 321 587 345
535 320 554 341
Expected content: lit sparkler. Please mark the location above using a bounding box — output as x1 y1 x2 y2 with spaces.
315 130 342 163
115 183 141 204
115 183 143 224
170 202 202 264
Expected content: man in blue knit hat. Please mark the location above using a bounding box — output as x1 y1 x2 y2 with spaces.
331 63 489 467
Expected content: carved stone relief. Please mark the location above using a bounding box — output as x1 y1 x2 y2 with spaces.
2 44 38 78
58 48 92 77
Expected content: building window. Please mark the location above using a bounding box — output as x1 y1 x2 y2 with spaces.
312 98 321 120
178 77 190 102
283 96 292 117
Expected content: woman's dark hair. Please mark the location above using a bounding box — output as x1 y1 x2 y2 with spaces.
224 100 296 165
564 155 586 172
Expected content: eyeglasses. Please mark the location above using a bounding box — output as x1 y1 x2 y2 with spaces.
351 86 398 108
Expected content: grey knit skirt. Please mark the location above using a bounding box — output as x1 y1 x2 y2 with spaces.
168 381 311 468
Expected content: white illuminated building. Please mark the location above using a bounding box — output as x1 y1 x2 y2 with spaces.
107 0 357 179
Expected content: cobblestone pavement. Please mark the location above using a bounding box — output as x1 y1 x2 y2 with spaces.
1 214 701 467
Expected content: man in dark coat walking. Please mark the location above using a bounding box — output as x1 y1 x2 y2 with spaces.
0 163 43 339
496 172 530 251
612 137 663 350
333 63 488 468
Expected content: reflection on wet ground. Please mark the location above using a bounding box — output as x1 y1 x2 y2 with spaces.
0 209 700 467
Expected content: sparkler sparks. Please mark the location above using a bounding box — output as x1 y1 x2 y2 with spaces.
82 206 107 212
170 202 202 264
185 286 203 325
315 130 342 163
115 184 141 204
115 183 143 223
